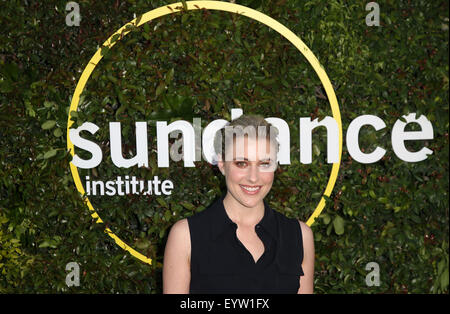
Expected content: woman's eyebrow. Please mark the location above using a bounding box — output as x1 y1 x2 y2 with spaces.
233 157 272 162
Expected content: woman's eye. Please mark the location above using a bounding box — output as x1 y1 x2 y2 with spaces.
235 161 247 167
259 162 273 168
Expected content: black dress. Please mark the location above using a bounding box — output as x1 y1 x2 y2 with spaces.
187 194 304 294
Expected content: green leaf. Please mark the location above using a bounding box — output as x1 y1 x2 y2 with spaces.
43 101 55 108
143 22 150 34
115 104 128 119
41 120 56 130
440 269 449 291
38 241 50 248
106 74 118 84
313 144 320 156
43 149 58 159
164 210 172 221
155 82 165 97
135 239 150 250
53 128 63 137
181 0 188 11
165 68 175 84
321 213 331 225
181 13 189 24
180 201 195 210
333 215 345 235
438 259 446 274
156 197 168 208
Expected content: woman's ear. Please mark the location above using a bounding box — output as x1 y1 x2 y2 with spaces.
216 154 225 175
217 154 225 176
217 160 225 176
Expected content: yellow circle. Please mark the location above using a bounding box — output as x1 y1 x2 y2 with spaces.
66 1 342 265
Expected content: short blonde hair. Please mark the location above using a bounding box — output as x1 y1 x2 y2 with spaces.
213 114 279 162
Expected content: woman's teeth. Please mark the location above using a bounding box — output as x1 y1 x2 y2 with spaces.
241 185 261 192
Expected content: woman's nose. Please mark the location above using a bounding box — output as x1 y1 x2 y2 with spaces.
247 164 259 183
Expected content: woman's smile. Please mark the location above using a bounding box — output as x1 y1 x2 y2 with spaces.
240 184 262 195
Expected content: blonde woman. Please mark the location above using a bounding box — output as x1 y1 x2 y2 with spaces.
163 114 314 294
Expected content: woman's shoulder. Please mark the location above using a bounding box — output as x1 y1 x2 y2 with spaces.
167 218 191 243
165 218 191 262
297 220 313 241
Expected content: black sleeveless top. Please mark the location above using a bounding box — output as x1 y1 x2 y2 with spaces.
187 194 304 294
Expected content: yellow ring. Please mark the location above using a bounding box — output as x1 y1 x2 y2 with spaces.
66 1 342 265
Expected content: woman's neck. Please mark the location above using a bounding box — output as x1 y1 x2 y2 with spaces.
222 192 265 226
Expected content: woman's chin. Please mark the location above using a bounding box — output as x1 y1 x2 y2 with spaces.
236 191 266 207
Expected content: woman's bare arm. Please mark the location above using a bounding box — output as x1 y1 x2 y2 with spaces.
298 220 315 294
162 218 191 294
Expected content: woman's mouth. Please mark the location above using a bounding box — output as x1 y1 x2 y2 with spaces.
240 184 262 195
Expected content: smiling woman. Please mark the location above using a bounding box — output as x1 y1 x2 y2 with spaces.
162 114 315 294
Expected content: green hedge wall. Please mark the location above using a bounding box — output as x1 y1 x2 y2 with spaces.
0 0 448 293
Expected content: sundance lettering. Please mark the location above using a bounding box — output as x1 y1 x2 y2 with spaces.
69 108 434 169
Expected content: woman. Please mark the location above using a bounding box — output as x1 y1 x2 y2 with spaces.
163 114 314 293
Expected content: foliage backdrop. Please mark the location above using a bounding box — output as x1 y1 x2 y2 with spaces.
0 0 448 293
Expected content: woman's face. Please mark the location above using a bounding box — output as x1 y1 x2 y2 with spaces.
218 135 277 209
